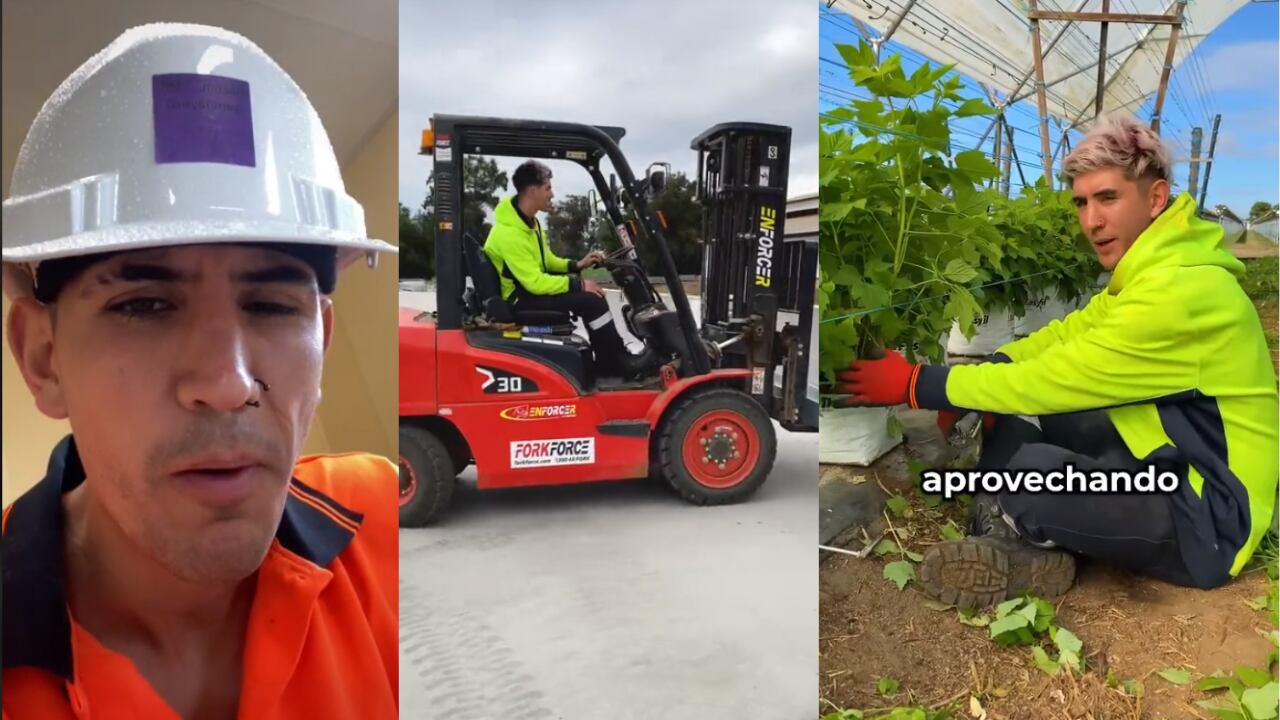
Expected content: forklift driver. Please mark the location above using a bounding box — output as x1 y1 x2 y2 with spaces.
484 160 656 379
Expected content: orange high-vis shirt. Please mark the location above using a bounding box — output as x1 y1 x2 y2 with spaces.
2 436 398 719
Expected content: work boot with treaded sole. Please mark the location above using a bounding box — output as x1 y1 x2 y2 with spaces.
919 535 1076 609
968 493 1018 539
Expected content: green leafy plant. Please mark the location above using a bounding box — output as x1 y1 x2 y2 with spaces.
878 676 902 697
1197 668 1279 719
1195 632 1279 720
819 42 1000 376
986 182 1100 313
818 43 1102 379
1106 670 1145 699
883 560 915 591
1241 256 1279 302
1156 667 1193 685
988 596 1055 646
985 596 1084 675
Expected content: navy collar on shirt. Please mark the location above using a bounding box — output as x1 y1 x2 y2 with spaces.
1 435 363 680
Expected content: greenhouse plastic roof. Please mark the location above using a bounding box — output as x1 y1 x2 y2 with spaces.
831 0 1243 128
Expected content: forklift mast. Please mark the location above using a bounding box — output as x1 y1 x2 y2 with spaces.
692 123 817 431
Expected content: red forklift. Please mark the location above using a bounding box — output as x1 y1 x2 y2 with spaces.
398 115 816 526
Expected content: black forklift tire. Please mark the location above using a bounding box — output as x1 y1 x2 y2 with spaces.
656 388 778 505
399 425 456 527
446 442 471 476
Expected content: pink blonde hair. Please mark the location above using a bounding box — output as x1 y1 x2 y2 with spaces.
1061 113 1173 186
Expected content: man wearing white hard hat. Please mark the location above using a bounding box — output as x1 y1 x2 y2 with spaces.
2 24 398 719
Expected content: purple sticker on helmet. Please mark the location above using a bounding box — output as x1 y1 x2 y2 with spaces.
152 74 255 167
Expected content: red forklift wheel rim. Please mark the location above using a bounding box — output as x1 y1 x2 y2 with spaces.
681 409 761 489
398 455 417 507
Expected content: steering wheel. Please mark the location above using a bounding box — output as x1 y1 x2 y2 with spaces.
603 245 633 261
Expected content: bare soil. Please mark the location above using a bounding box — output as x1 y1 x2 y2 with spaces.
1229 243 1279 259
819 448 1277 720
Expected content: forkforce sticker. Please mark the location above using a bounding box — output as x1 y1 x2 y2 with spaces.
754 206 777 288
476 366 539 394
500 403 577 421
510 438 595 468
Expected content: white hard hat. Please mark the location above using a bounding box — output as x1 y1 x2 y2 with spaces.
2 23 395 299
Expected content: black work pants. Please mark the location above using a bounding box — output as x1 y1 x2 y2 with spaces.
511 290 629 372
981 410 1198 587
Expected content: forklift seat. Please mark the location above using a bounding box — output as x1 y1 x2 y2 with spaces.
462 233 572 327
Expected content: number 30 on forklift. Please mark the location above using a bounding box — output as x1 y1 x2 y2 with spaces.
398 115 816 526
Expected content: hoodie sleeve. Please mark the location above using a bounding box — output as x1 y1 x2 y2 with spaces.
995 291 1107 362
539 221 575 275
913 271 1200 415
500 226 572 296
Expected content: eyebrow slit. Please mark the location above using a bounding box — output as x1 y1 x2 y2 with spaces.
235 264 316 286
92 263 189 286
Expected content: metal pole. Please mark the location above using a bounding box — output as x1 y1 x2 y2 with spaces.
1096 0 1110 118
1151 0 1188 134
1010 39 1144 106
1051 127 1071 165
982 85 1005 191
1028 10 1181 24
1187 127 1203 199
870 0 920 62
991 114 1005 190
1002 134 1014 197
1028 0 1054 187
880 0 918 45
975 0 1091 149
1198 114 1222 208
1005 120 1029 189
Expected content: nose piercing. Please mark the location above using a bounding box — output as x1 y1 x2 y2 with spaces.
245 377 270 408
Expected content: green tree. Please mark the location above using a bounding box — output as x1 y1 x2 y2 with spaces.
401 157 511 280
428 156 509 238
1249 200 1278 221
544 193 595 261
399 203 433 279
648 172 703 275
547 174 704 277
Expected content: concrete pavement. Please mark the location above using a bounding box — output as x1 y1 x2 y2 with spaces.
397 288 816 719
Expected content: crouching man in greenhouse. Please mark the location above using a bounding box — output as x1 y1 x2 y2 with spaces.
834 114 1278 608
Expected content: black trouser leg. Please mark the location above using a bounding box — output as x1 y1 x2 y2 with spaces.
511 290 628 370
979 410 1197 586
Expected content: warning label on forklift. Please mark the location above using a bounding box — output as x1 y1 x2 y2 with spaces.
510 438 595 468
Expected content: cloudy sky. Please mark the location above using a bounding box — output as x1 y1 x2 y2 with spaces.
398 0 817 211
